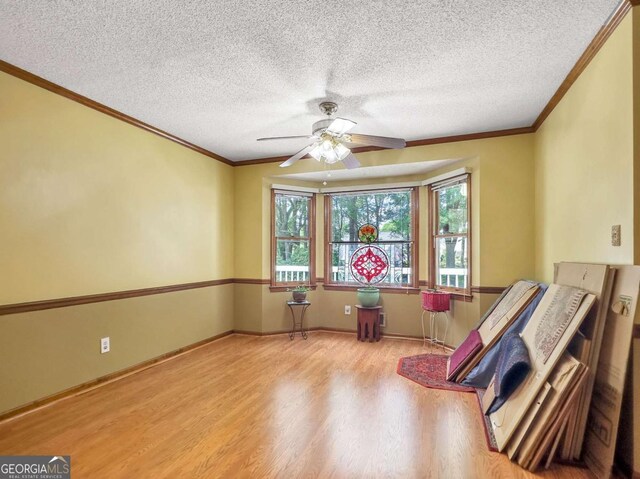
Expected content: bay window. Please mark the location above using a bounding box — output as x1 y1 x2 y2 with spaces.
325 188 418 288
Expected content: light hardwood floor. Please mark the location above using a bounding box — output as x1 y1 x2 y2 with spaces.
0 332 592 478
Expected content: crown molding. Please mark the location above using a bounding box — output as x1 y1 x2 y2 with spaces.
532 0 633 130
243 0 634 160
0 59 234 166
235 126 534 166
2 0 633 165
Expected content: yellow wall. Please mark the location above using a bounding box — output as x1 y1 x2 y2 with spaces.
232 134 536 344
533 10 639 472
234 135 535 286
0 72 235 304
2 6 639 448
533 14 634 283
0 285 233 414
0 71 236 413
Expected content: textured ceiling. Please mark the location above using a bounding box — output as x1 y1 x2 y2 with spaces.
0 1 620 162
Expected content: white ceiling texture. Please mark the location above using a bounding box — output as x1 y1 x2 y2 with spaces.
0 0 620 162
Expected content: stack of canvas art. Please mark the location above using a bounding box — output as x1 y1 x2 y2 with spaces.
445 263 640 477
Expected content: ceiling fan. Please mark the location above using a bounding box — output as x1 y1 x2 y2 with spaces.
257 102 406 169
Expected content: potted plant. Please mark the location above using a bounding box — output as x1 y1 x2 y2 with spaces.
288 285 310 302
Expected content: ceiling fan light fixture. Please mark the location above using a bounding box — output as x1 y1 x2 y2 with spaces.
308 141 351 164
334 142 351 160
263 102 405 169
322 144 339 164
308 145 323 161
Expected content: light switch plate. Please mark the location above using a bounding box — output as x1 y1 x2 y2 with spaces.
611 225 621 246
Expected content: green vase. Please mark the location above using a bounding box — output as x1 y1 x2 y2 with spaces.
357 288 380 307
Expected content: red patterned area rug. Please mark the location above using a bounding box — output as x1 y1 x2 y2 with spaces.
396 353 475 393
396 353 498 452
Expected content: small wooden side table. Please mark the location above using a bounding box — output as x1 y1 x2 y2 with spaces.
356 305 382 342
286 301 309 340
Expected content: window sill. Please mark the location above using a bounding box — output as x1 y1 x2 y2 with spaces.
429 287 473 302
269 284 318 292
448 292 474 302
419 283 473 302
322 284 420 295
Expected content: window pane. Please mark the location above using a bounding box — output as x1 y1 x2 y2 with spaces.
437 183 468 235
329 242 413 286
331 191 411 242
275 194 309 238
275 239 310 283
435 236 468 289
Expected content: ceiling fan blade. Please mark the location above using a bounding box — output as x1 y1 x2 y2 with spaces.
326 117 357 136
341 153 360 170
257 135 314 141
347 133 406 149
279 143 317 168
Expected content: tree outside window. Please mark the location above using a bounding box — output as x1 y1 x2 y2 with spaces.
272 191 315 286
430 176 470 293
326 188 417 288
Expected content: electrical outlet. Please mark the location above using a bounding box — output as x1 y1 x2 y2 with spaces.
611 225 621 246
100 337 110 354
379 312 386 327
344 305 351 315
